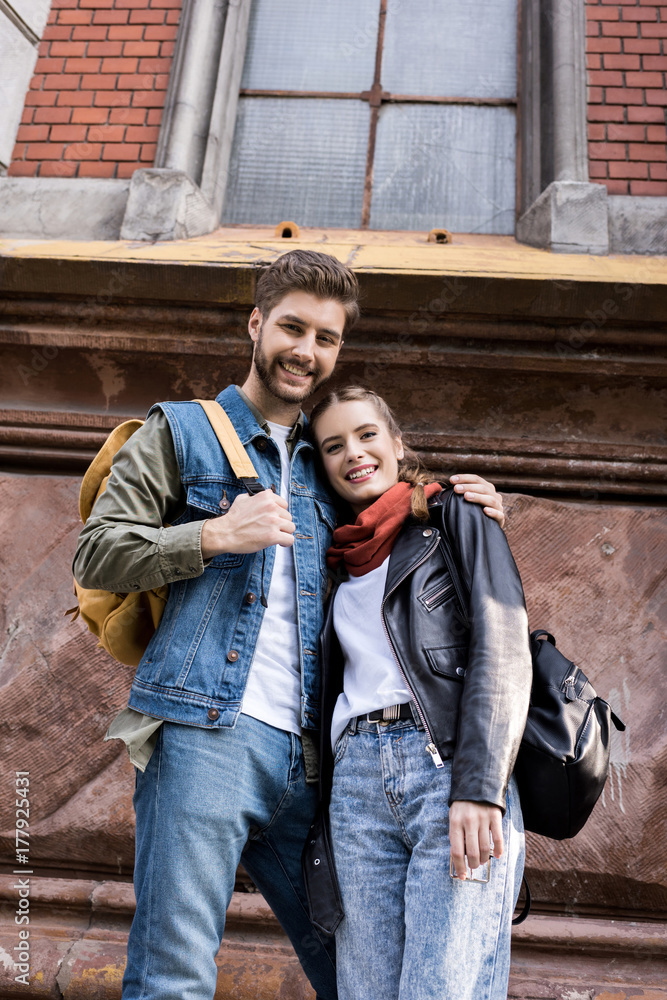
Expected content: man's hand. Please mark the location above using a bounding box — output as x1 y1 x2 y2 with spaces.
449 800 503 880
450 474 505 529
201 491 295 560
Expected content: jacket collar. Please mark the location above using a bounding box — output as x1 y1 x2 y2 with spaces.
215 384 308 450
383 520 440 599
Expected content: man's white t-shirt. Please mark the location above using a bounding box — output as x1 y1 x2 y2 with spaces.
240 420 301 735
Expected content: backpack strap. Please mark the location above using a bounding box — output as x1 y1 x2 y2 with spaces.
193 399 264 495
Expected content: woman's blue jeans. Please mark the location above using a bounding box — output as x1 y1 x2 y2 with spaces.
122 716 337 1000
329 717 524 1000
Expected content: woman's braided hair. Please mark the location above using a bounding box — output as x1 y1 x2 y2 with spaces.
309 385 440 521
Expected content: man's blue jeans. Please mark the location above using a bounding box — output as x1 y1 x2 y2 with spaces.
122 716 337 1000
329 717 524 1000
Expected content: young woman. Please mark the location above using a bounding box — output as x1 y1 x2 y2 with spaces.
306 386 532 1000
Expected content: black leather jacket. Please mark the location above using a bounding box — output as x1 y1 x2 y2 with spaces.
317 488 532 813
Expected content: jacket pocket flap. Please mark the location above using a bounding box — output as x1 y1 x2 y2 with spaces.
425 645 468 680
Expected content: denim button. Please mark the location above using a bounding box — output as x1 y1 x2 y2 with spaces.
256 438 267 452
207 708 219 721
245 592 256 604
227 650 239 662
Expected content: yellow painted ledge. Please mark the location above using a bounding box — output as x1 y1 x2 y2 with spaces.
1 226 666 285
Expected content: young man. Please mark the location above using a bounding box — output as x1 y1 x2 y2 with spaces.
73 250 505 1000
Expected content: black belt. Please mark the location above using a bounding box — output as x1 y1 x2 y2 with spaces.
365 703 415 723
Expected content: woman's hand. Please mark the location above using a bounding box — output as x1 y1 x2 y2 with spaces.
450 474 505 529
449 800 503 880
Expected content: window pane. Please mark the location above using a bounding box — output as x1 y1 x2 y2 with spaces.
382 0 517 99
370 103 516 234
222 98 370 228
241 0 379 93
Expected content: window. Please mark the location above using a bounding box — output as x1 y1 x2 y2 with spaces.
221 0 518 233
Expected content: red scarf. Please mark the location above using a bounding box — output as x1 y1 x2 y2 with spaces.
327 481 443 577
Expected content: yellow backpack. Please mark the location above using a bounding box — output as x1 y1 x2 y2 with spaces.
66 400 260 667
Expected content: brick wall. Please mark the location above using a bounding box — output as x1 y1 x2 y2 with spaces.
587 0 667 196
9 0 182 180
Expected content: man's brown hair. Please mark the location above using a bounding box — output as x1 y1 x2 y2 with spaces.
255 250 360 335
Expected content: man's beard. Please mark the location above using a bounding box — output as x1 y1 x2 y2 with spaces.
253 328 331 404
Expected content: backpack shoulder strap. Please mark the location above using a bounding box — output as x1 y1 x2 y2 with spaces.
193 399 263 493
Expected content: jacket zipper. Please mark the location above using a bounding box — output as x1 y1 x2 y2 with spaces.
422 581 455 611
380 535 445 769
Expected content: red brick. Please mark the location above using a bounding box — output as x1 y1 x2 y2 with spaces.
25 91 57 107
588 104 626 120
20 108 33 125
589 160 608 178
644 54 667 68
79 0 115 7
608 122 646 140
51 124 89 141
79 161 117 177
109 107 146 123
38 40 51 57
154 74 169 89
588 122 606 140
629 141 667 158
65 57 102 72
95 91 132 106
72 25 108 40
63 141 103 160
609 161 649 178
649 162 667 178
29 75 45 89
35 57 65 73
81 74 119 89
124 41 160 55
40 160 78 177
117 0 151 6
109 25 145 39
589 141 628 159
166 10 181 23
43 25 73 40
43 74 81 90
50 41 86 56
160 41 175 56
130 9 165 23
102 142 141 160
602 178 630 193
647 87 667 102
132 90 166 107
93 11 130 24
641 21 667 34
11 142 26 160
137 56 172 73
25 142 65 160
622 5 659 18
587 6 623 19
604 86 646 101
88 124 126 142
586 21 600 37
117 73 155 88
139 142 157 160
647 123 667 140
57 11 92 24
145 24 178 39
589 68 625 84
8 162 38 177
104 56 141 72
628 104 666 120
640 0 667 4
88 41 124 56
150 0 182 6
600 0 641 5
630 178 667 192
16 124 50 141
626 69 664 84
57 90 95 106
117 162 142 178
126 125 159 141
146 108 163 125
623 36 661 50
603 52 641 68
588 85 604 103
603 22 640 35
52 0 84 7
72 108 108 124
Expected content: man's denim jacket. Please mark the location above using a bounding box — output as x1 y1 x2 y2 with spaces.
126 385 336 732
